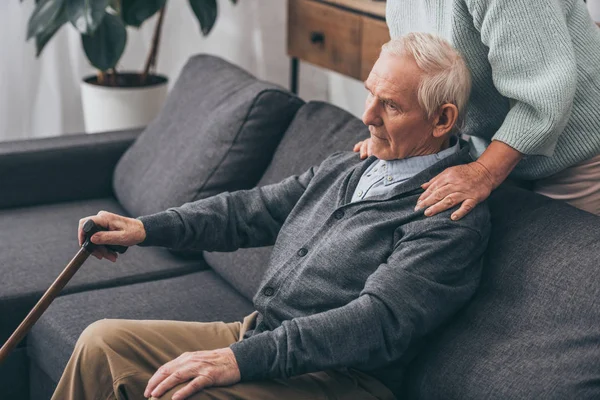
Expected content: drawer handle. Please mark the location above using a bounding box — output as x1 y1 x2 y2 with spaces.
310 31 325 44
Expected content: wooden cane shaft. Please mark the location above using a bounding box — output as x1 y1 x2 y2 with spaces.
0 247 91 365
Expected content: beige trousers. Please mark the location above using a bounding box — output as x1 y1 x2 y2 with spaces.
532 153 600 216
51 312 395 400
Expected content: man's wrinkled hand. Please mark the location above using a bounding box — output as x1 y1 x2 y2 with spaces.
415 161 495 220
78 210 146 262
144 348 240 400
352 139 372 160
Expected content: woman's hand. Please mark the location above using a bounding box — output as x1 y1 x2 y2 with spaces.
415 161 495 220
416 140 523 220
353 138 372 159
145 348 240 400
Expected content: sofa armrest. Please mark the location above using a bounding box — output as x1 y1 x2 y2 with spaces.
0 128 142 210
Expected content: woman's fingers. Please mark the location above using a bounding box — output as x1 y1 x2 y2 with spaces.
353 138 373 159
416 163 494 220
360 140 370 159
417 174 448 205
422 193 465 217
416 181 453 210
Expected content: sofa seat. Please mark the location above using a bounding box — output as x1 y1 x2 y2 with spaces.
0 197 207 345
27 270 254 397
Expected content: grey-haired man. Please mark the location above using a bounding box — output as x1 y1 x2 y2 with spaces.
53 33 490 400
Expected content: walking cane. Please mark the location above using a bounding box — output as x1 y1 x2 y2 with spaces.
0 220 127 365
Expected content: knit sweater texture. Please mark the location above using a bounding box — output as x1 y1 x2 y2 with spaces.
387 0 600 179
137 142 490 396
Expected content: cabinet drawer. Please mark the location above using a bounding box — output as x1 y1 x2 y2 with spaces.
288 0 362 78
360 16 390 81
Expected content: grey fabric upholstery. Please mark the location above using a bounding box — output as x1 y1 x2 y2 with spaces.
402 186 600 399
29 363 53 400
113 54 304 218
0 197 207 345
0 128 141 210
203 101 369 300
27 271 254 385
0 347 28 400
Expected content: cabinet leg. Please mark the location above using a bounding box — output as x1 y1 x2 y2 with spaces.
290 57 299 95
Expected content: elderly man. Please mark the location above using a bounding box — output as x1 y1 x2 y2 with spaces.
52 33 490 400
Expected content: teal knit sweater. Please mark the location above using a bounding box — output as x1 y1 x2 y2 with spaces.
387 0 600 179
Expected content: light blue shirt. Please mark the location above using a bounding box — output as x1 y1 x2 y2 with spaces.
351 137 460 203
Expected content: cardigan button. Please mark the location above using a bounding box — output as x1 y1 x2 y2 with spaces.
334 210 345 220
297 248 308 257
263 287 275 296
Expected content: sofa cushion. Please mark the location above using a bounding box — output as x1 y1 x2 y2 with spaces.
27 270 254 385
0 198 206 345
402 186 600 399
113 54 304 218
203 101 369 300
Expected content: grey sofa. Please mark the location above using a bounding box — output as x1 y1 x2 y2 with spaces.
1 55 598 400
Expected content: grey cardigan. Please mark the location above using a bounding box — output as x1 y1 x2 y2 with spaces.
137 141 491 396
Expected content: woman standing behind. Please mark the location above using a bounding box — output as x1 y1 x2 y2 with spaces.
355 0 600 217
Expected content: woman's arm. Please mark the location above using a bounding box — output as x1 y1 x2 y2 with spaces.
416 140 522 220
415 0 579 219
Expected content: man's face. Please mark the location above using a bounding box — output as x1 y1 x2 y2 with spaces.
362 51 439 160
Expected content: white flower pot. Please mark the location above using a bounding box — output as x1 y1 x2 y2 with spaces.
81 73 168 134
588 0 600 23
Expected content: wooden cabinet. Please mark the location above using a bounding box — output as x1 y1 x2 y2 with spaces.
288 0 362 78
287 0 390 89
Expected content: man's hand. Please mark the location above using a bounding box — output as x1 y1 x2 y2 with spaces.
78 210 146 262
353 139 372 160
415 162 494 220
145 348 241 400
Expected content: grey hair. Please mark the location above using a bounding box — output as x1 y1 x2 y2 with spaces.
381 32 472 131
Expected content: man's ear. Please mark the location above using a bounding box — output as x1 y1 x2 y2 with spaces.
432 103 459 138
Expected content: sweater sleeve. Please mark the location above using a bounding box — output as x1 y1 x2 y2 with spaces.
135 166 317 251
229 220 490 380
465 0 577 157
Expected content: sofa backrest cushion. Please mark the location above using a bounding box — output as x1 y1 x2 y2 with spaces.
113 54 303 217
402 186 600 399
203 101 369 300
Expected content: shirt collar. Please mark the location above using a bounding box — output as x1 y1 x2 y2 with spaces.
371 136 461 186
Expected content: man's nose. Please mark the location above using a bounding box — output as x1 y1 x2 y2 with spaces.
362 98 383 127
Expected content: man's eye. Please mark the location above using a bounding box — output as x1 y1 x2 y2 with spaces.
386 103 397 111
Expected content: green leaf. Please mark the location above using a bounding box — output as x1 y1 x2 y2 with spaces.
27 0 65 40
35 6 69 56
188 0 217 36
81 12 127 71
108 0 120 14
121 0 165 28
66 0 110 34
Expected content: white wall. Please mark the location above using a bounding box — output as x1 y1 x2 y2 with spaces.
0 0 368 142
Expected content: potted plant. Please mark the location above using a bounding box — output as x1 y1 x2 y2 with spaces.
25 0 236 133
